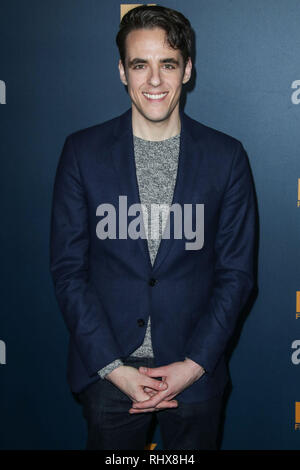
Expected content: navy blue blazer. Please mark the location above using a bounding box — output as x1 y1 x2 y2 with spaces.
50 107 256 403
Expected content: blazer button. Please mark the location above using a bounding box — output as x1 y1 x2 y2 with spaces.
137 318 145 327
149 278 157 286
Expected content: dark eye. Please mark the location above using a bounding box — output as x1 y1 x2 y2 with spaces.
164 64 175 69
133 64 145 69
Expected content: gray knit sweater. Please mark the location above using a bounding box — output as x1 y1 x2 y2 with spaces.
97 133 180 378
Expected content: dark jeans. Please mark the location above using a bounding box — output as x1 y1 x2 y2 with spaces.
76 356 223 450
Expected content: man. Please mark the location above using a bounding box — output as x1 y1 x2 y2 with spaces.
50 5 256 450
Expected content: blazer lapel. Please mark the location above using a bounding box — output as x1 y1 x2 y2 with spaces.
151 109 203 272
110 108 153 270
109 107 204 273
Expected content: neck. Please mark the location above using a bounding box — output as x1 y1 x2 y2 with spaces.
132 105 181 141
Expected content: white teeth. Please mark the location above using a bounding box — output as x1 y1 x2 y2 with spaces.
143 93 167 100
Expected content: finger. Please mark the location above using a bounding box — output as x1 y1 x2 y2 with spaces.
129 400 178 413
139 366 167 378
143 386 158 394
143 388 157 397
155 399 178 409
132 391 168 409
134 388 158 403
144 376 168 392
129 407 157 414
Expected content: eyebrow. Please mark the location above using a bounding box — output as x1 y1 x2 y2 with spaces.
128 58 180 67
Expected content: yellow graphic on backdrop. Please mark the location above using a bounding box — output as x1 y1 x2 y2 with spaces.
296 292 300 319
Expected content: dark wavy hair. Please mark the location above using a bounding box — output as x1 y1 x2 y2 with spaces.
116 5 192 67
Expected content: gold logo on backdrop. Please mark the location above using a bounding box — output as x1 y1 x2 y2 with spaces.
297 292 300 320
144 442 157 450
298 179 300 207
295 402 300 430
121 4 156 20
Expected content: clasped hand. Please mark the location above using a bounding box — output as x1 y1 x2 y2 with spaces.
106 359 205 414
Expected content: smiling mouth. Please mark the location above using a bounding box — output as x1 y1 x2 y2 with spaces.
142 92 168 101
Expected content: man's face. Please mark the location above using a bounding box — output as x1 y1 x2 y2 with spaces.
118 27 192 123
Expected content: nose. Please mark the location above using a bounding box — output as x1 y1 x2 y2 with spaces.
148 65 162 87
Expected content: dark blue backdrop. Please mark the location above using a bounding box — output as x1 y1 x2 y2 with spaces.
1 0 300 449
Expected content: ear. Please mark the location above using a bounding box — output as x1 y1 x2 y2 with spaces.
118 59 128 86
182 57 192 85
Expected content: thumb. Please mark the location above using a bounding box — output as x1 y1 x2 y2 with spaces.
137 387 157 402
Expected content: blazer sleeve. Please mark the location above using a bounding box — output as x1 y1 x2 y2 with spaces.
185 141 256 375
50 135 123 376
